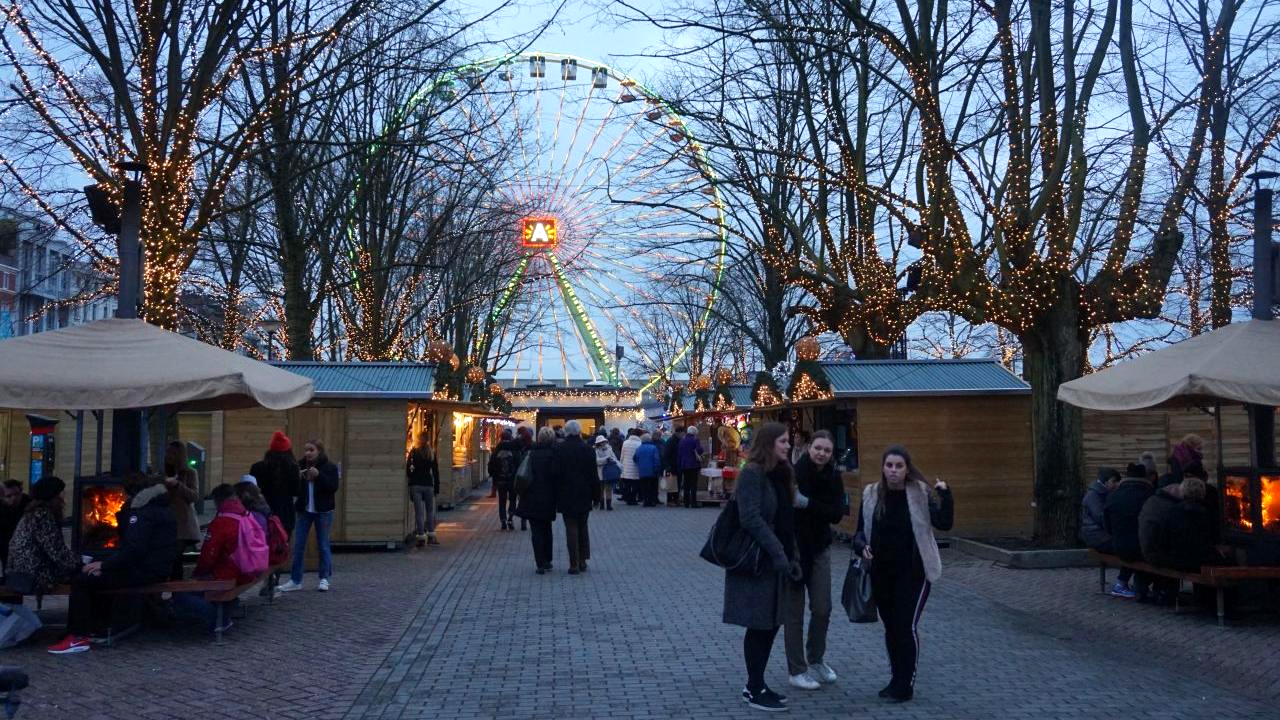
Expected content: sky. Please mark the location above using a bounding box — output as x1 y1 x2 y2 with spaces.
469 0 674 82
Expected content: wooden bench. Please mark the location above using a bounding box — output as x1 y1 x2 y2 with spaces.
0 584 71 610
1092 551 1280 626
102 579 241 642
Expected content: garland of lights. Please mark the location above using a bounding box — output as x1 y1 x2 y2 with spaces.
666 386 685 416
787 360 833 402
751 371 784 407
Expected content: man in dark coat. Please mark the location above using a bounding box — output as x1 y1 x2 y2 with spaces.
1104 463 1154 601
489 429 524 531
663 427 684 505
48 474 178 654
515 428 559 573
555 420 598 574
1081 467 1133 597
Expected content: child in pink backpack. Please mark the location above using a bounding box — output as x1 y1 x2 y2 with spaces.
172 484 266 633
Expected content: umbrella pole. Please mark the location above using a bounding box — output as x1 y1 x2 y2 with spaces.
1215 403 1223 481
94 410 103 477
74 411 83 480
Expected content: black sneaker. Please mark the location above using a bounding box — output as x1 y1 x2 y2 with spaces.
762 686 788 704
742 687 787 712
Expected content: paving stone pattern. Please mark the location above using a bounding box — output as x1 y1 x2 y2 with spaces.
7 491 1276 719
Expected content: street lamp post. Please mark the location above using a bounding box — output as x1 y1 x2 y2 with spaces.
259 317 283 361
84 162 146 474
1246 169 1279 468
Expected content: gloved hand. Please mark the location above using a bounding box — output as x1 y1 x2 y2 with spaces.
787 559 803 582
794 491 809 509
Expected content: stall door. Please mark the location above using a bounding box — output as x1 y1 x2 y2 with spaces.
288 407 347 541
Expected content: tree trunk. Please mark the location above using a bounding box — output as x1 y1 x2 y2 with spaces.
1020 304 1087 547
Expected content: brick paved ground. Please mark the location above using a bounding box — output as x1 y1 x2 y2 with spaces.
5 491 1277 719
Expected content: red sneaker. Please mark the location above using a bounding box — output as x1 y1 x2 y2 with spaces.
47 634 91 654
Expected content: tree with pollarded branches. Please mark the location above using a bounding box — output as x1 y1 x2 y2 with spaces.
630 0 1277 544
0 0 382 330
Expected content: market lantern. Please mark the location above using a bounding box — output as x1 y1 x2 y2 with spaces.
448 353 461 371
466 366 486 384
715 367 733 387
489 382 504 396
426 340 452 363
796 335 821 362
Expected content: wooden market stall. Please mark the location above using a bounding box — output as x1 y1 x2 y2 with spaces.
753 359 1035 539
193 362 503 546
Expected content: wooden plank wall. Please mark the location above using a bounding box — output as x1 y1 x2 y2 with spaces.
336 400 407 543
854 395 1035 537
1082 406 1272 481
220 401 409 544
0 409 118 484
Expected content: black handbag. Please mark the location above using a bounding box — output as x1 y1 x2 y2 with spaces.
841 555 878 623
699 497 765 576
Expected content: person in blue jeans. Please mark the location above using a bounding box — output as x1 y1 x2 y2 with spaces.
278 439 340 593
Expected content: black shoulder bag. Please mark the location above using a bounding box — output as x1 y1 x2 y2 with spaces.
698 497 765 576
840 553 878 623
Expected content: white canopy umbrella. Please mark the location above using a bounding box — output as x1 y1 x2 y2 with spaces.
0 318 313 410
1057 319 1280 410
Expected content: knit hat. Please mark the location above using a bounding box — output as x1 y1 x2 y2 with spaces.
31 476 64 502
239 474 258 486
269 430 292 453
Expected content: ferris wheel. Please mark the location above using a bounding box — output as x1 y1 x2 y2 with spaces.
420 51 727 393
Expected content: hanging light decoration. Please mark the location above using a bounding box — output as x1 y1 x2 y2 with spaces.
715 367 733 386
796 336 821 362
466 366 486 384
426 340 453 364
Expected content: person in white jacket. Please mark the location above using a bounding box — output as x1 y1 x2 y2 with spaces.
594 436 618 511
620 430 643 505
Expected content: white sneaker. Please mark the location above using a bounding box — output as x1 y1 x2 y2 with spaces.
277 579 302 593
318 578 330 592
788 672 820 690
809 663 837 684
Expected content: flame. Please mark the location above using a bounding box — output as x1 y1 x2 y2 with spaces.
1263 476 1280 532
82 487 127 549
1224 476 1253 530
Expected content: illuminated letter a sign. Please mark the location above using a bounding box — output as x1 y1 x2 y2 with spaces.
520 216 559 248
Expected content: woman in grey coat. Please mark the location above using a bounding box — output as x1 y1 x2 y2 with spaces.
723 422 803 713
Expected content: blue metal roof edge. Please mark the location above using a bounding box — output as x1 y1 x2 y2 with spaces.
818 358 1030 397
269 361 436 399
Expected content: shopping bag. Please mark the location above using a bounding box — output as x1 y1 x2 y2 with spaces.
0 602 41 648
840 555 878 623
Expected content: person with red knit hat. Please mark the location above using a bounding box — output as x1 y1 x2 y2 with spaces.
250 431 300 535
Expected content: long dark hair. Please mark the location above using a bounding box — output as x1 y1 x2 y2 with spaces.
746 422 793 491
879 444 927 489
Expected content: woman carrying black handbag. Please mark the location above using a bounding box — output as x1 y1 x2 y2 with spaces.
721 422 802 713
852 445 953 704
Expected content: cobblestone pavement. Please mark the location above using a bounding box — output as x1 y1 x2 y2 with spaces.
7 491 1277 719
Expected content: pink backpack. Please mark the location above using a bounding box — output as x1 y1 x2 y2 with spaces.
218 511 269 577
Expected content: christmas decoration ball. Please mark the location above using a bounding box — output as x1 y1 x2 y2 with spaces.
426 340 453 363
489 382 504 396
715 367 733 386
449 353 461 371
796 336 821 361
466 366 486 384
693 374 711 391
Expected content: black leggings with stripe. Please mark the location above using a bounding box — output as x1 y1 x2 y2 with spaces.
872 567 931 695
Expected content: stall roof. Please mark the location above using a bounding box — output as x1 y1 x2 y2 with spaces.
681 385 754 412
823 359 1029 397
271 362 435 399
499 377 637 391
0 318 313 410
